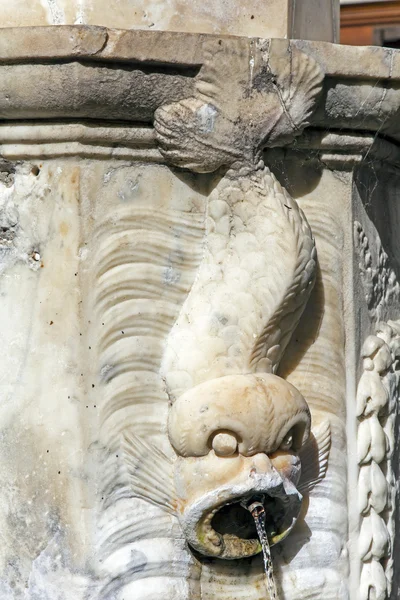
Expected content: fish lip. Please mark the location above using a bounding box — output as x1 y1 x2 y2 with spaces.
178 475 302 560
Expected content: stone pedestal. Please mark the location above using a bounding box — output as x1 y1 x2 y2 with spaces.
0 8 399 600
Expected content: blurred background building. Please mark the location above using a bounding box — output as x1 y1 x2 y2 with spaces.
341 0 400 45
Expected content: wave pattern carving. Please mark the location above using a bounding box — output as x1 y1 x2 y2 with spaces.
93 203 205 599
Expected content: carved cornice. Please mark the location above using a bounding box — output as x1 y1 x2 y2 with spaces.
271 130 400 169
0 123 398 173
0 26 398 78
0 123 158 160
0 26 400 145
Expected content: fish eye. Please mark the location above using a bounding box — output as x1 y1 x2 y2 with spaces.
211 431 238 457
279 430 294 451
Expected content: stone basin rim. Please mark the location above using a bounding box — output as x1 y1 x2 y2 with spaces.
1 26 400 143
0 24 399 80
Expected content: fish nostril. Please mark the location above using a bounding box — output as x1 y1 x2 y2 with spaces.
212 432 238 456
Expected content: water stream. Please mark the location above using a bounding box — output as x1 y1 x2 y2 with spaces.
248 501 278 600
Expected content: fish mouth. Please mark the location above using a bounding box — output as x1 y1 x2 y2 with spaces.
179 478 302 559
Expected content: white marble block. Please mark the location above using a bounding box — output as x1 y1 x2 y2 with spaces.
0 3 399 600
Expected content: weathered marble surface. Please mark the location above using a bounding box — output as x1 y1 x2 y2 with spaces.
0 17 400 600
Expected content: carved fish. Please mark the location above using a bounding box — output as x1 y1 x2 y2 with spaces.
95 37 327 600
150 38 329 565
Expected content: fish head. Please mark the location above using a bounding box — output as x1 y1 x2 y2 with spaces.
168 373 310 559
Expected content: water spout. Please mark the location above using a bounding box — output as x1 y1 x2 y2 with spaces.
244 499 278 600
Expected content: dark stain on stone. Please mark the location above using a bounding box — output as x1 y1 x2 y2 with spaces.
0 160 16 187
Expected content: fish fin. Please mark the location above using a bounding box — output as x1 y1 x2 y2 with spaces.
269 43 324 133
121 431 176 515
298 420 331 494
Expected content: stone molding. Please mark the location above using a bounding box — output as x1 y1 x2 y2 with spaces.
0 124 399 172
0 26 399 144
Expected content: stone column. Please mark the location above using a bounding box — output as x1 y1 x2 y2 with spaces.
0 4 399 600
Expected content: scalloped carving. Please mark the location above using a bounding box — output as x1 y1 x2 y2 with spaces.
155 39 324 172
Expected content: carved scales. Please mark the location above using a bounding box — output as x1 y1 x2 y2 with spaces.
156 37 323 390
